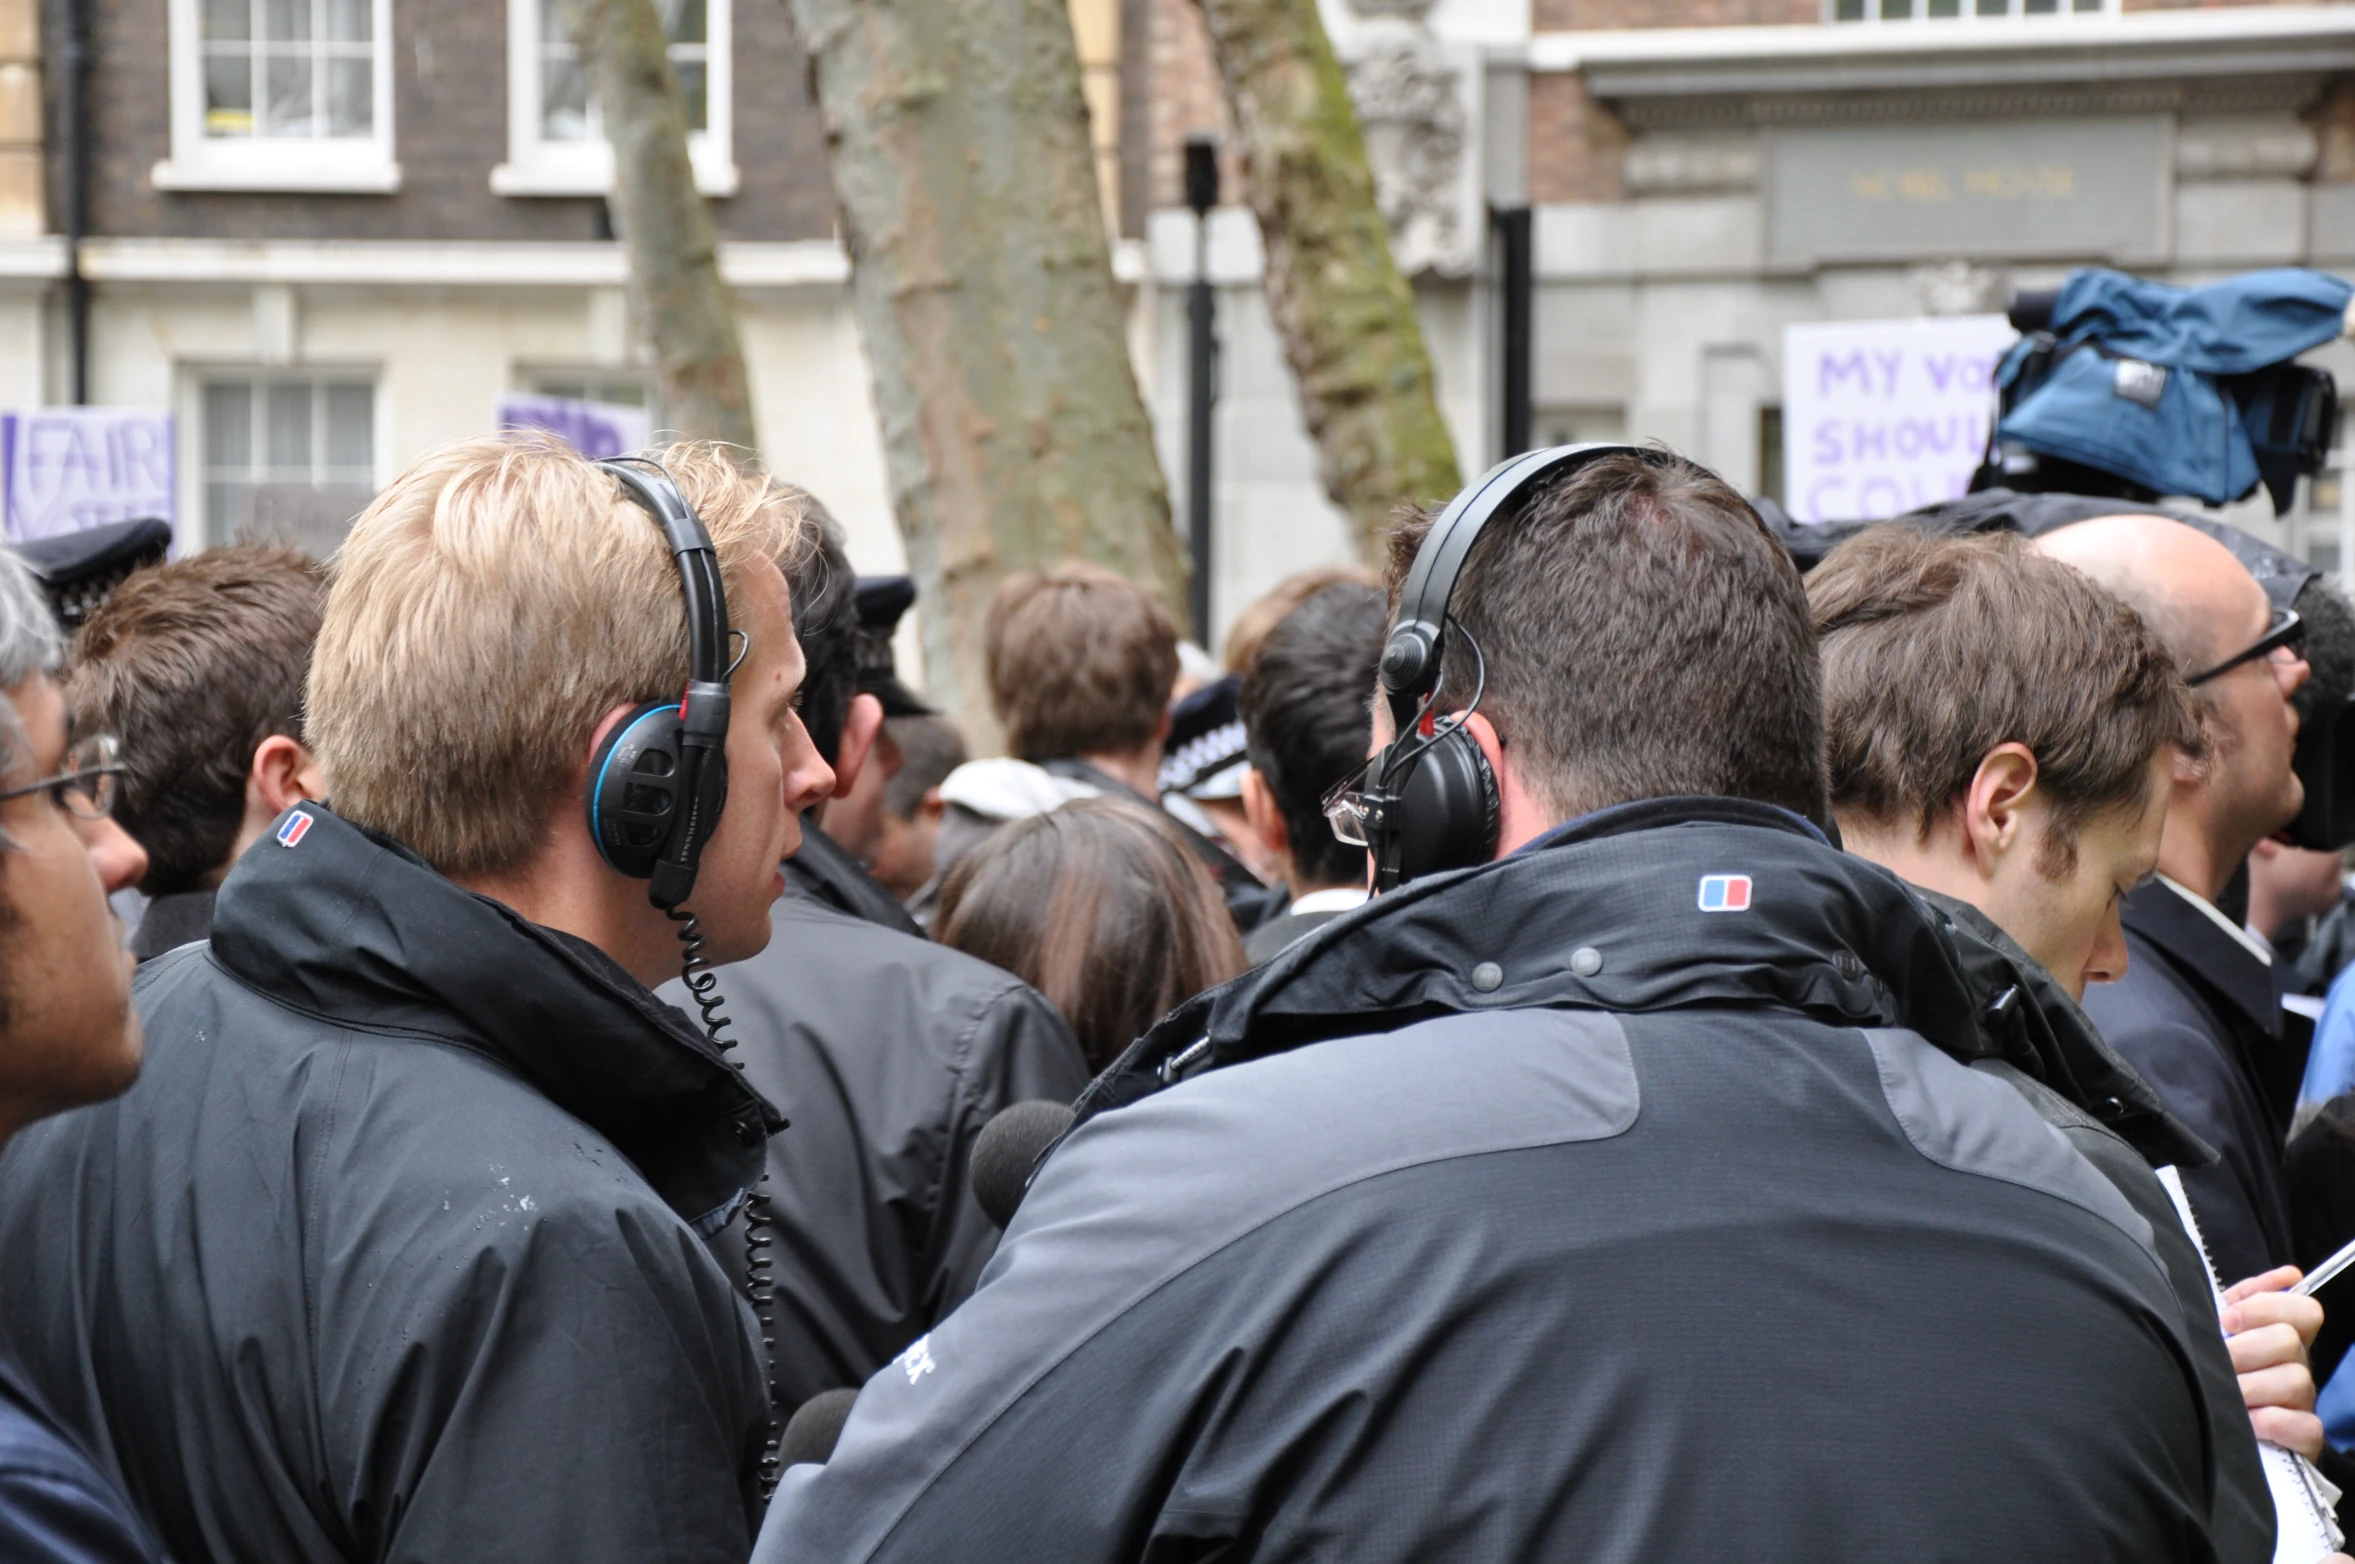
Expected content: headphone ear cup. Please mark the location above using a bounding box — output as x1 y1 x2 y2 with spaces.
1393 726 1502 884
589 702 688 879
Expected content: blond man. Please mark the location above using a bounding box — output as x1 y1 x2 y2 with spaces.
0 438 835 1564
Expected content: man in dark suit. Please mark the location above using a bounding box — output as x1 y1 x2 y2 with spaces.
2045 514 2313 1287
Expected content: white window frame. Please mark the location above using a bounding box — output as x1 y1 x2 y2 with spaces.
187 367 383 552
154 0 401 193
491 0 737 198
1826 0 2116 21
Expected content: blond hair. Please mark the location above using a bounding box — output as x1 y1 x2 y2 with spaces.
308 437 806 876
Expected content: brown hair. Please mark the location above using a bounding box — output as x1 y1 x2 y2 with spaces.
1809 526 2205 872
1222 564 1383 675
985 563 1179 762
308 437 805 877
67 545 327 894
935 797 1246 1069
1383 448 1826 822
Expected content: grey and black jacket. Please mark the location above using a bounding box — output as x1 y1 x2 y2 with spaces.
756 798 2256 1563
0 804 779 1564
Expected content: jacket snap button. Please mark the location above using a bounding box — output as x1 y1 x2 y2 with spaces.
1569 947 1603 978
1471 961 1504 992
1834 951 1864 980
734 1118 763 1147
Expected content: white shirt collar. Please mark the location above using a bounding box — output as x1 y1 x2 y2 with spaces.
2154 872 2273 967
1289 886 1370 917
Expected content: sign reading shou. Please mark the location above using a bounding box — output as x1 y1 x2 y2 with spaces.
1781 316 2017 526
497 395 650 463
2 408 175 545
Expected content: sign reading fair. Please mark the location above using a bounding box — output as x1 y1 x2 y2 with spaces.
3 408 174 544
1781 315 2016 525
497 394 651 462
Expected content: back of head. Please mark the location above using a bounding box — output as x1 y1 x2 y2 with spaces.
1809 527 2203 866
934 796 1244 1068
986 563 1178 762
67 546 326 895
780 493 857 769
882 714 966 820
307 437 804 878
1385 449 1824 822
1241 582 1385 887
1222 564 1382 676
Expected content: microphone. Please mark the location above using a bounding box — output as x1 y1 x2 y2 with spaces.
970 1100 1076 1228
777 1387 861 1467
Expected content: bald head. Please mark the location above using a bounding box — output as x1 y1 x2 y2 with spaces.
2036 511 2308 902
2035 514 2256 676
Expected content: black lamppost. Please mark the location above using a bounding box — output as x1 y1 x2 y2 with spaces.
1184 136 1220 646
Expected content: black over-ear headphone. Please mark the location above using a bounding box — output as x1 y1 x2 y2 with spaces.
586 458 736 912
1356 442 1671 891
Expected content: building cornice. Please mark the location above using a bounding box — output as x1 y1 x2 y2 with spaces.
1529 6 2355 98
0 236 1154 291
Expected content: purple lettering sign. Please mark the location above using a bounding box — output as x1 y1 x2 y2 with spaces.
3 408 175 545
497 395 651 462
1780 316 2017 525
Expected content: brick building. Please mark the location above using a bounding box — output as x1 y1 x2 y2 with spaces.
2 0 2353 662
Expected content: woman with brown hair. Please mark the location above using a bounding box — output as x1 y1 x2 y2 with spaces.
935 797 1248 1070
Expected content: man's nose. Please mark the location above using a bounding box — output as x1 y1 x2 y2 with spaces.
2281 649 2313 698
77 815 148 896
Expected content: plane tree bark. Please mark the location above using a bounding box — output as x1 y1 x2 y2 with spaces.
560 0 759 450
785 0 1188 739
1194 0 1462 551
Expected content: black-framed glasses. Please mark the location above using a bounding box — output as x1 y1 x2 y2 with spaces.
2187 606 2306 687
0 734 124 820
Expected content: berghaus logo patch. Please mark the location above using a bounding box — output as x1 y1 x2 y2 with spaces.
276 811 313 848
1697 874 1751 912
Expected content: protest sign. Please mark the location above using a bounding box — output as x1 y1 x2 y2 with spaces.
2 408 174 544
497 394 650 462
1781 316 2016 525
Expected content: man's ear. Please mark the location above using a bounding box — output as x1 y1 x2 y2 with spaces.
1460 712 1552 858
833 692 886 801
250 734 326 818
1239 766 1290 863
1960 743 2040 876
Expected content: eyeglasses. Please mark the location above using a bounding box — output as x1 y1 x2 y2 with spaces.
0 734 125 820
2186 606 2306 687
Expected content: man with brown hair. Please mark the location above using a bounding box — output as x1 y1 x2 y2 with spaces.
0 438 837 1564
922 561 1269 925
1811 526 2320 1550
759 449 2235 1563
65 546 326 961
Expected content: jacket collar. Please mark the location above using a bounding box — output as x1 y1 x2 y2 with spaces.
209 804 778 1226
1910 888 2216 1169
2122 877 2282 1039
1079 797 1993 1122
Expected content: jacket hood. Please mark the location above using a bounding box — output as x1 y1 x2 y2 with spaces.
1080 798 2152 1135
1910 887 2215 1170
210 803 779 1227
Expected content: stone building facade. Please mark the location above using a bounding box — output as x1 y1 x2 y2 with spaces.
3 0 2353 672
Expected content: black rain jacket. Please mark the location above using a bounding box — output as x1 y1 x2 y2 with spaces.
757 799 2250 1563
664 895 1090 1408
0 804 779 1564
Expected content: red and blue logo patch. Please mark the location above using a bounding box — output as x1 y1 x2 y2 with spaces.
275 811 313 849
1697 874 1752 912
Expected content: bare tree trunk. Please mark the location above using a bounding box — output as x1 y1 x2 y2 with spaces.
1195 0 1460 552
559 0 757 450
786 0 1188 744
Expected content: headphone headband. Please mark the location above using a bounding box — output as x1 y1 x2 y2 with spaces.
598 457 730 688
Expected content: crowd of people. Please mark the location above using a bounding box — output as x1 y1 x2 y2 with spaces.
3 431 2355 1560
